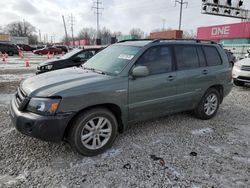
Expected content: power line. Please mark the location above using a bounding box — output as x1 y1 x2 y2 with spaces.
92 0 104 39
175 0 189 30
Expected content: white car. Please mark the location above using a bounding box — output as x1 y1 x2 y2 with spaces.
232 58 250 86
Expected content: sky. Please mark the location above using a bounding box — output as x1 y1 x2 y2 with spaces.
0 0 249 42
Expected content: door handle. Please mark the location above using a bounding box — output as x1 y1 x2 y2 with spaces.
202 70 208 75
167 75 175 81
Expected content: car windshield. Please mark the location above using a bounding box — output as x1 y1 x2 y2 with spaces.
83 45 140 75
60 49 82 59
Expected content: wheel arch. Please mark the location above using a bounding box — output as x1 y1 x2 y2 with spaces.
207 84 224 103
64 103 124 139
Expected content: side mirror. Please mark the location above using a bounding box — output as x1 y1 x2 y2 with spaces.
132 66 149 78
73 56 81 62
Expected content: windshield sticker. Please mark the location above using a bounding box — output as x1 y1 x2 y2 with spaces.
118 54 134 60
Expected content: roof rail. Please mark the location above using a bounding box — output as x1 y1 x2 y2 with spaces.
117 39 154 43
117 38 217 44
151 38 217 44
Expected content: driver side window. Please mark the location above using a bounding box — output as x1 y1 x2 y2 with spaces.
77 50 95 59
136 46 173 75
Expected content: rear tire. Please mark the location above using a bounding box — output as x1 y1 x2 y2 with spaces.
234 80 245 86
194 88 220 120
68 108 118 156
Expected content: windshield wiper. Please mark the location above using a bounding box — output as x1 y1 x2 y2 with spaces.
83 67 106 75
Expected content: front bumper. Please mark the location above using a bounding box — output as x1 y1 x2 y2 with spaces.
232 68 250 83
36 69 50 74
9 98 75 142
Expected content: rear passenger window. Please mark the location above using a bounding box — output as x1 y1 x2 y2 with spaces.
203 46 222 66
197 46 206 67
175 45 199 70
136 46 172 75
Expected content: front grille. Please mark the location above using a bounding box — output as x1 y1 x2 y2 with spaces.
241 65 250 71
15 87 29 110
238 76 250 81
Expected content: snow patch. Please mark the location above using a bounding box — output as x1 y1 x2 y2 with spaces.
101 149 122 159
191 128 214 136
0 94 14 105
0 171 27 186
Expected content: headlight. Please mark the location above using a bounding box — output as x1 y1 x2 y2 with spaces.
41 65 53 70
27 98 61 115
234 63 241 69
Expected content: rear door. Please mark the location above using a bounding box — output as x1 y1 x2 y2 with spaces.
174 44 210 111
128 45 177 121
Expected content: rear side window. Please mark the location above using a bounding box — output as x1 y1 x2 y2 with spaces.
136 46 172 75
203 46 222 66
175 45 199 70
197 46 206 67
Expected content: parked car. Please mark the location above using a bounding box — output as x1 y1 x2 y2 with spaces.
244 50 250 58
9 39 232 156
17 44 35 51
36 48 103 74
33 46 63 55
55 45 68 53
0 43 19 56
224 49 236 67
232 58 250 86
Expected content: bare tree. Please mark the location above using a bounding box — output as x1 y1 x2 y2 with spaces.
113 31 122 38
5 21 38 44
6 21 36 37
129 28 144 39
78 27 96 45
183 30 197 39
99 27 112 45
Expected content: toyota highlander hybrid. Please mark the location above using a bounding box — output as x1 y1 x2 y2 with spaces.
9 39 233 156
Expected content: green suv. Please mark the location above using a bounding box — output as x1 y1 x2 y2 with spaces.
9 39 233 156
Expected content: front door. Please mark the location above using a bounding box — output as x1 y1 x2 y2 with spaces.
128 45 177 122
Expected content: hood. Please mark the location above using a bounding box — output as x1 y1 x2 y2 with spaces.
236 58 250 66
38 57 65 67
21 67 112 97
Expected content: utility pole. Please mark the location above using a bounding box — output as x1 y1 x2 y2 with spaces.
92 0 104 41
162 19 166 31
68 13 76 46
23 19 26 37
175 0 188 30
62 15 69 45
39 29 42 43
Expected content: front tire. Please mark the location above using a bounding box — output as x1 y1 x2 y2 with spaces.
194 88 220 120
68 108 118 156
234 80 245 86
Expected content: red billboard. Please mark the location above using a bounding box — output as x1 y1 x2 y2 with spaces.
197 22 250 40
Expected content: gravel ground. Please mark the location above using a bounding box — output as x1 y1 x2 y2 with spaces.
0 55 250 187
